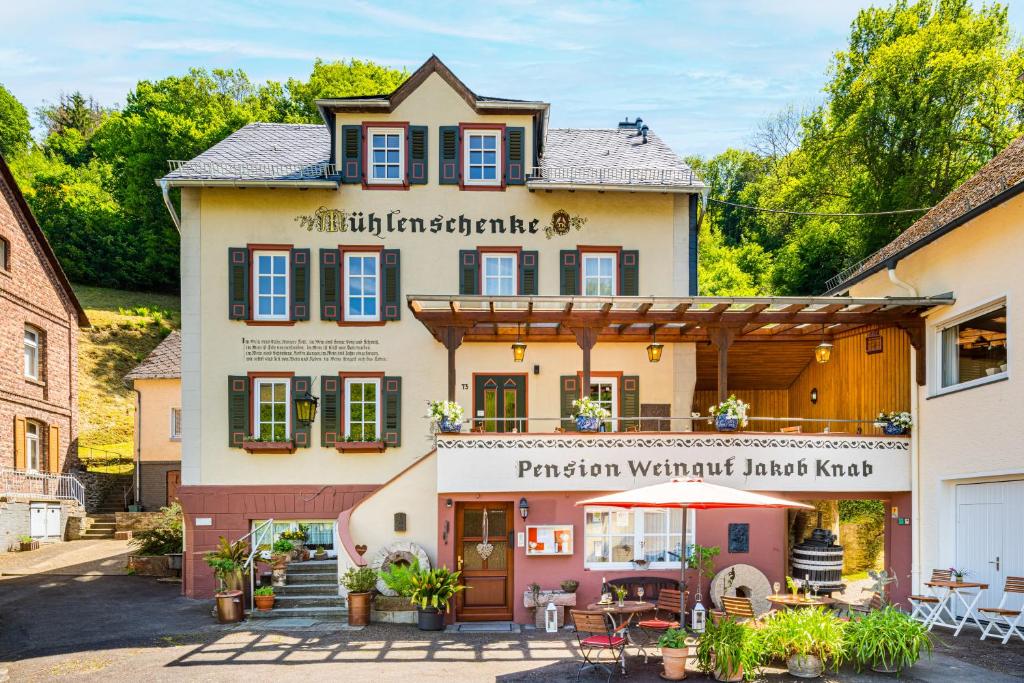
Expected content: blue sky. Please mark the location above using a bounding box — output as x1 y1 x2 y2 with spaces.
2 1 1022 157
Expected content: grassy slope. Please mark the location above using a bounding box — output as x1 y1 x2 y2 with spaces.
73 285 181 452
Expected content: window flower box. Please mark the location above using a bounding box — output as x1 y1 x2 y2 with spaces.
337 441 386 454
242 440 296 454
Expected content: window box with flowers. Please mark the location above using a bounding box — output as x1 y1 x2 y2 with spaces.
709 395 749 432
572 396 611 432
336 435 386 453
242 436 296 454
874 411 912 436
429 400 464 433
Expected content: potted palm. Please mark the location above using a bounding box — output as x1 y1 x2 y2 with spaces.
708 395 749 432
571 397 610 432
758 607 847 678
695 616 761 682
254 586 275 611
203 536 249 623
846 605 931 674
408 566 466 631
341 566 378 627
658 627 694 680
428 400 465 433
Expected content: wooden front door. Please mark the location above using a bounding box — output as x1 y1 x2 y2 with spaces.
455 502 514 622
166 470 181 506
473 374 527 432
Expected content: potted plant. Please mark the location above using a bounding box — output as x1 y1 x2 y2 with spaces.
708 395 749 432
314 545 327 560
18 535 38 552
203 536 248 592
949 567 969 583
874 411 912 435
658 627 694 681
560 579 579 594
428 400 465 433
758 607 847 679
571 396 610 432
695 616 761 682
241 433 296 454
408 566 466 631
341 566 378 627
846 605 932 674
254 586 275 611
613 585 628 607
280 527 307 555
336 433 386 453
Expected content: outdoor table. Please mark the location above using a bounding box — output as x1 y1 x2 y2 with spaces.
766 594 836 609
586 600 655 674
921 580 989 636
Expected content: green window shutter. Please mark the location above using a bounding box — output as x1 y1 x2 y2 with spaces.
340 125 363 184
382 249 401 320
228 248 250 320
518 250 538 295
320 248 340 321
382 376 402 447
320 375 341 447
408 126 428 184
290 248 310 321
459 250 479 295
620 250 640 296
505 126 526 185
291 376 312 448
560 375 579 431
439 125 460 185
620 375 640 431
559 250 579 296
228 376 250 447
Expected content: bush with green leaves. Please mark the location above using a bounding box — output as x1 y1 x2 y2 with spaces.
129 503 183 556
341 566 378 594
379 559 420 598
254 586 274 596
657 627 691 649
408 566 466 613
758 606 847 669
271 539 294 554
846 605 931 673
695 617 763 681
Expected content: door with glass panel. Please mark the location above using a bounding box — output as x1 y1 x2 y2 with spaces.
455 502 513 621
473 375 527 433
588 377 618 431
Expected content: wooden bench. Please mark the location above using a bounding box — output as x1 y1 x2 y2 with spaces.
608 577 681 603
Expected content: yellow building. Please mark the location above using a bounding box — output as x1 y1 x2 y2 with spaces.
164 57 946 623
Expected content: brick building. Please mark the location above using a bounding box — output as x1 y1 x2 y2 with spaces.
0 153 89 549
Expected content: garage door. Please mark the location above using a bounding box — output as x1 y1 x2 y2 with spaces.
956 480 1024 612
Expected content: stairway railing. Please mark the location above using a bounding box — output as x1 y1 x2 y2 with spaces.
243 519 275 611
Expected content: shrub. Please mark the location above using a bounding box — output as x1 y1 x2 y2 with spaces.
379 559 420 598
846 605 931 673
657 627 691 649
408 566 466 613
758 607 847 668
695 617 763 681
341 566 378 594
272 539 294 554
130 503 183 555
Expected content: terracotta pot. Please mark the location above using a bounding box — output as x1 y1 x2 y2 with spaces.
348 591 372 626
714 663 743 683
661 646 691 680
254 594 275 611
787 654 824 678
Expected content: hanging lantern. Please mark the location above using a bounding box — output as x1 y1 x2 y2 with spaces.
512 323 527 362
293 391 319 425
691 601 706 633
545 601 559 633
646 328 664 363
815 324 832 364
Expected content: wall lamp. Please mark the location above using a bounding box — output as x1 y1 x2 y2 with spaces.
519 497 529 520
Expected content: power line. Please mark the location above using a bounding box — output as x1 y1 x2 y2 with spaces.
708 198 933 217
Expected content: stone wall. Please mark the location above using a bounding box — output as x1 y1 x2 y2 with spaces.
75 470 132 513
115 511 165 533
128 554 173 577
0 498 84 551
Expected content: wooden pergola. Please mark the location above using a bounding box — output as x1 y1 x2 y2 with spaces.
407 294 955 401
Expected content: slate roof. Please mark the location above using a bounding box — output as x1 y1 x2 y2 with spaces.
126 331 181 383
832 135 1024 291
163 123 332 183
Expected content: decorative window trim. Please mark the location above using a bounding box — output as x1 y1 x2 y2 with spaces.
583 507 695 570
460 123 505 191
480 251 518 296
931 296 1008 397
363 122 409 189
249 372 294 442
580 247 619 296
341 246 383 323
170 407 182 441
250 246 291 323
23 325 41 382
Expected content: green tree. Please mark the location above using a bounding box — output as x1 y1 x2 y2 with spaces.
287 58 408 122
0 83 31 157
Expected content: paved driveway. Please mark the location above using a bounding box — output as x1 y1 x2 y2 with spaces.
0 539 130 577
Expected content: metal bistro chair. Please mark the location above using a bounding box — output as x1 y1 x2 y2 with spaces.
570 610 628 682
909 569 953 623
635 588 686 663
979 576 1024 644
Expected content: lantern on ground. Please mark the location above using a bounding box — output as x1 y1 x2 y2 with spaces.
545 601 558 633
691 600 706 634
294 391 319 425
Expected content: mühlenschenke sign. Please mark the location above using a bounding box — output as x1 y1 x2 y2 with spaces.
435 435 911 493
295 207 587 239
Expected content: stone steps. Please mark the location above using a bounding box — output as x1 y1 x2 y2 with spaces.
275 583 338 597
274 594 346 609
254 559 343 621
249 605 348 621
79 515 117 539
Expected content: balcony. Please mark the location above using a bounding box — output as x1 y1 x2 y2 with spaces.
0 466 86 506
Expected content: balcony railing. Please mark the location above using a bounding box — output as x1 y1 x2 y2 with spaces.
0 466 86 507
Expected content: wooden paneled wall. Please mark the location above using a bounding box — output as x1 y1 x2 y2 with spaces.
691 389 790 432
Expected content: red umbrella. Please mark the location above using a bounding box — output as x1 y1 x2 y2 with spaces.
576 479 812 615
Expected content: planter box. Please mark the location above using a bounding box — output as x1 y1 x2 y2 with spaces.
19 540 39 552
127 554 173 577
372 595 417 624
243 441 296 454
523 590 577 609
337 441 386 453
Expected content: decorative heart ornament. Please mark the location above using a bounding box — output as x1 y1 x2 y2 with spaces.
476 542 494 561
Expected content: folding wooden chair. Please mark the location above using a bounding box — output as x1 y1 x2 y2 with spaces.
716 596 772 627
979 576 1024 644
909 569 952 622
635 588 686 663
570 610 628 682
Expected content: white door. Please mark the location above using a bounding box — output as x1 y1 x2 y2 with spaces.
45 504 62 539
29 503 46 537
955 480 1024 615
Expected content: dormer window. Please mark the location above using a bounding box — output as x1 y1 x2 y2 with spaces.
464 130 501 187
368 128 404 184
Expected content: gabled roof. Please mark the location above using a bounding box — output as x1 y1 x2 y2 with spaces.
829 135 1024 293
315 55 549 117
125 330 180 383
0 154 89 327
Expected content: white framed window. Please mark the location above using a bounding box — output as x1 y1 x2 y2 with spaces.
589 377 618 432
25 421 41 472
254 378 290 441
344 377 381 441
344 252 380 321
936 300 1008 393
583 253 616 296
464 131 501 186
481 253 516 295
584 508 695 570
170 408 182 440
24 326 40 381
253 251 289 321
368 128 404 184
